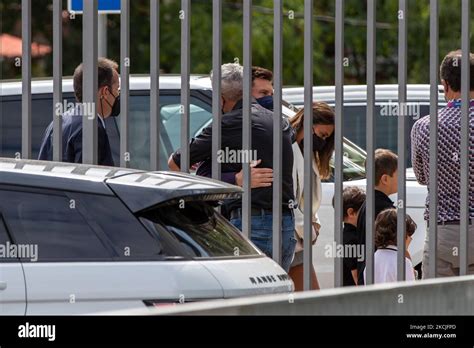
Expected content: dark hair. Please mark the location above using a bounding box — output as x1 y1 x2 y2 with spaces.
374 208 417 249
365 149 398 186
252 66 273 83
73 57 119 102
289 101 335 179
332 186 366 218
439 50 474 92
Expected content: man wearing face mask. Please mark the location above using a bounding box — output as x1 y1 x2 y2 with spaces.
411 50 474 278
191 66 277 187
252 66 274 111
168 63 297 273
38 58 119 166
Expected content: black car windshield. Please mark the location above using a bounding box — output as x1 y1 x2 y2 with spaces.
138 201 260 259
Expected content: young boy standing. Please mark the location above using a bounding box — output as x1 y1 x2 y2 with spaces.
357 149 398 285
334 187 366 286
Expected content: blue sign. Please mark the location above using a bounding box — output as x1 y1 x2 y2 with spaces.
68 0 121 14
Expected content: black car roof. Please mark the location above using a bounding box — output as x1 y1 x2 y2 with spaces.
0 158 242 212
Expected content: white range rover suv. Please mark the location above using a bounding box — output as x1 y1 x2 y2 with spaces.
0 158 292 315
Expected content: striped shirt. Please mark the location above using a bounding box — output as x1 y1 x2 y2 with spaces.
411 99 474 222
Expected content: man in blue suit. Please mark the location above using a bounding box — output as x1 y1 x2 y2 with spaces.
38 58 120 166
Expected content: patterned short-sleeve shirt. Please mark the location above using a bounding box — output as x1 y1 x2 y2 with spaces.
411 99 474 222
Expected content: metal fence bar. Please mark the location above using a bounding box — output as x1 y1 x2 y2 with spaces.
21 0 31 160
98 14 108 57
459 0 471 276
428 0 439 279
120 0 130 168
397 0 407 281
212 0 222 182
52 0 62 162
180 0 191 173
82 0 98 165
365 0 376 285
242 0 252 239
272 0 283 266
150 0 160 171
303 0 314 291
334 0 344 288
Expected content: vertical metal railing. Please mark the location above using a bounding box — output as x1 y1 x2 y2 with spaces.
334 0 344 288
397 0 407 281
180 0 191 173
272 0 283 266
150 0 160 171
242 0 252 239
52 0 63 162
459 0 471 276
98 14 108 57
427 0 439 279
82 0 98 165
365 0 376 285
211 0 222 182
303 0 314 291
21 0 31 160
120 0 130 168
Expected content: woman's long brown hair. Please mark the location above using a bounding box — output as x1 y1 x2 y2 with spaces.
289 102 335 179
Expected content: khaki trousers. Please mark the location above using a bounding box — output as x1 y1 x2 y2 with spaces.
422 222 474 278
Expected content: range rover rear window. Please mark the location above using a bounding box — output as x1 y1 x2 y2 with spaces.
139 201 260 259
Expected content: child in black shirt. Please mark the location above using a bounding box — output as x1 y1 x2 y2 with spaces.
333 186 366 286
356 149 398 284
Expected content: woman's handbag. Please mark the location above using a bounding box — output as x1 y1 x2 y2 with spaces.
294 222 320 253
